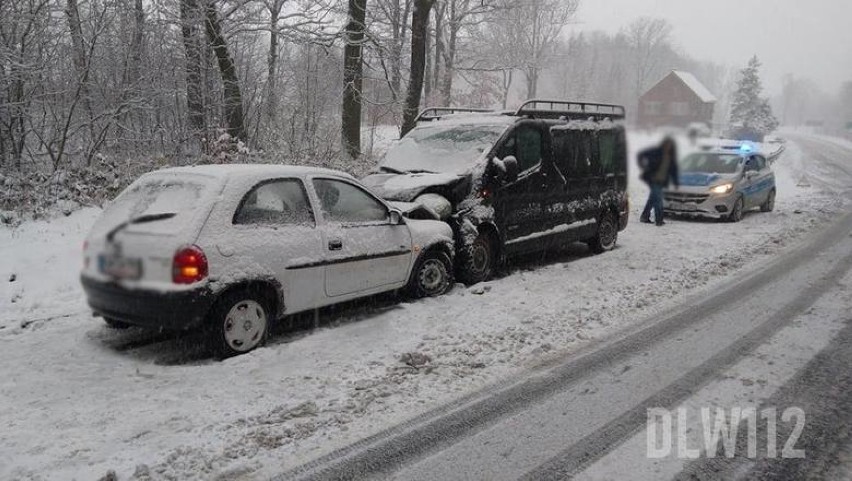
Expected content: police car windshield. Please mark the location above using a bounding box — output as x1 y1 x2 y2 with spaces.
681 153 742 174
380 124 507 175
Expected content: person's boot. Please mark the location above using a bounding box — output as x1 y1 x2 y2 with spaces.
640 217 652 224
655 220 666 226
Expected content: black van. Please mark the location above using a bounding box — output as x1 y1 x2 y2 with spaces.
362 100 629 284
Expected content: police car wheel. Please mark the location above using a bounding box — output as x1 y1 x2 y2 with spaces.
760 190 776 212
728 196 745 223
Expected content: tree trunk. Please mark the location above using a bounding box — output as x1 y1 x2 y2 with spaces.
127 0 144 87
180 0 205 143
65 0 96 154
401 0 435 136
204 1 246 142
266 0 284 121
501 68 513 110
440 21 457 105
431 2 444 105
342 0 368 161
424 24 432 104
525 67 538 98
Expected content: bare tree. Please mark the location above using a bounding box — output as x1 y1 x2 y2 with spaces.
623 17 673 102
434 0 494 104
482 0 577 100
401 0 435 136
181 0 206 146
342 0 368 160
204 0 246 142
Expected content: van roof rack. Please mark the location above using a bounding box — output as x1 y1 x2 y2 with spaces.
416 107 495 122
515 99 626 121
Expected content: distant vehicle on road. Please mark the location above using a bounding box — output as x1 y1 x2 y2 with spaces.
363 99 629 284
664 146 776 222
81 165 455 357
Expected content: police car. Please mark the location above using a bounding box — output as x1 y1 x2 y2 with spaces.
664 144 776 222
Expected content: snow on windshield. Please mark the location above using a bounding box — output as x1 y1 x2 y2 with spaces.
93 174 213 237
681 153 742 174
380 124 507 175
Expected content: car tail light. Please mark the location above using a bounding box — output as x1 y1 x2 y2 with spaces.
172 245 208 284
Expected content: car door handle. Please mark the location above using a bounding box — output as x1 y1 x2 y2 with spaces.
328 239 343 251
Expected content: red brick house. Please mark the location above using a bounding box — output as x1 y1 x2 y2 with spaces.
638 70 717 129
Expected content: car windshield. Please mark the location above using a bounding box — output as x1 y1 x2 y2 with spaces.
379 124 507 175
681 153 742 174
95 174 213 237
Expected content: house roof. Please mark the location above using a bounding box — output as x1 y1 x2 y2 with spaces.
670 70 717 103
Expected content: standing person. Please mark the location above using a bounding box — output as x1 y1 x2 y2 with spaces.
638 137 679 226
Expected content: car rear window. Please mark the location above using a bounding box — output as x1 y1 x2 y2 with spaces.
95 173 216 237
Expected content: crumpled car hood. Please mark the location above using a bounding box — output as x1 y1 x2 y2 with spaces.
362 172 463 202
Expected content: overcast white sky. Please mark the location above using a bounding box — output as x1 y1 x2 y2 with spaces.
573 0 852 96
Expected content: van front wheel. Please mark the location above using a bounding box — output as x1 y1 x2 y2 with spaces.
588 212 618 254
458 232 497 285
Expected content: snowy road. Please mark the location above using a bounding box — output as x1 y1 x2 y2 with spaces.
1 134 850 480
282 135 852 480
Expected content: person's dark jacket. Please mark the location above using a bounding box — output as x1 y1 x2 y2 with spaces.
638 144 679 188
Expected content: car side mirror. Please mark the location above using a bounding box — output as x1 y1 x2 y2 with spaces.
389 209 404 225
493 156 519 184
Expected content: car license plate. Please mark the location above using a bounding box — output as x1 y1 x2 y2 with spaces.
680 203 698 212
99 255 142 280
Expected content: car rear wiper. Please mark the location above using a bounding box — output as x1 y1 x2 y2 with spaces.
379 166 404 174
406 169 438 174
106 212 177 242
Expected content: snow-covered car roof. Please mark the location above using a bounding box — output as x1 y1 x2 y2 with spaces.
416 113 519 127
152 164 356 182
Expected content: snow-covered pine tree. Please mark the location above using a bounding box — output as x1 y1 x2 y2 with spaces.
730 56 780 137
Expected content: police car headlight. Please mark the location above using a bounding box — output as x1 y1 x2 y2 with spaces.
710 183 734 194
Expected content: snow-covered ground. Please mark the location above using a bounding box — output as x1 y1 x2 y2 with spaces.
0 134 847 480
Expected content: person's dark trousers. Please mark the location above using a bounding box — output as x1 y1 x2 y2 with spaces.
641 183 665 224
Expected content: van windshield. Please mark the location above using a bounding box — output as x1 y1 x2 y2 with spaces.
380 124 507 175
681 153 742 174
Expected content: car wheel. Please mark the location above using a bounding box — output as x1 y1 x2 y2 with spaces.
407 250 453 298
208 289 271 358
728 196 745 223
588 211 618 254
458 232 497 285
760 189 776 212
104 318 132 329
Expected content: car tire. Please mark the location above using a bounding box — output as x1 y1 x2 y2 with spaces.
760 189 776 212
407 250 454 298
728 195 745 223
207 289 271 358
104 318 132 329
458 232 497 285
588 211 618 254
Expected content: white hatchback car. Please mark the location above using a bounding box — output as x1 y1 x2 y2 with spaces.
81 165 455 356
